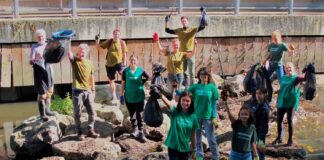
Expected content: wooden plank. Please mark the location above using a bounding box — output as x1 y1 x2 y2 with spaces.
211 38 221 75
252 37 263 65
298 37 308 70
204 38 213 70
21 44 34 86
52 61 62 84
98 41 108 82
88 41 99 82
235 38 247 74
1 44 12 87
261 37 270 65
3 122 14 157
314 37 322 72
194 38 205 74
228 38 239 75
322 37 324 72
12 44 23 86
244 37 255 68
290 37 301 70
61 42 75 84
306 37 316 65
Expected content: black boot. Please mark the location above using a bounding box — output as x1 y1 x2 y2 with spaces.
45 98 56 116
38 100 48 121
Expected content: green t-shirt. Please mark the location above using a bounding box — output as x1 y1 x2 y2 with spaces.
231 121 257 153
174 27 198 52
100 39 129 67
71 57 93 91
268 43 288 66
165 107 200 152
278 75 301 110
165 50 186 74
187 83 219 119
122 67 145 103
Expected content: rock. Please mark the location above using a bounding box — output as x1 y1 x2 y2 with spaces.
120 117 133 133
145 114 170 141
94 104 124 126
143 152 168 160
94 84 122 105
116 134 161 154
10 115 62 157
224 74 247 97
65 115 118 139
40 156 65 160
53 136 121 160
265 145 307 159
211 74 224 87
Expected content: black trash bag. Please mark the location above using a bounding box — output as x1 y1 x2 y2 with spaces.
44 30 75 63
303 63 316 100
151 63 173 100
199 7 208 27
243 63 273 102
143 97 164 127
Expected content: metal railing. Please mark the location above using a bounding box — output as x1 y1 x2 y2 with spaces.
0 0 323 18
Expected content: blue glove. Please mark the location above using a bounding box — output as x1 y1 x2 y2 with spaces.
120 95 125 105
176 90 182 96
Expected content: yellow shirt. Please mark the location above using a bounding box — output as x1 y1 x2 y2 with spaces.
165 51 186 74
71 58 93 91
100 39 129 67
174 27 198 52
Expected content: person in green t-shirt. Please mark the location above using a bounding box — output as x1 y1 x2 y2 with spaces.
165 16 206 88
158 91 199 160
119 54 149 143
186 67 219 160
221 90 259 160
272 62 305 146
96 28 128 102
68 43 99 141
262 30 295 82
154 38 196 96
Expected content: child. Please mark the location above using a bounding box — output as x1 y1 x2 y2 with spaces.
253 88 270 160
159 91 199 160
222 90 259 160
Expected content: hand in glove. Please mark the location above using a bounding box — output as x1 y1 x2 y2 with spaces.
165 15 171 23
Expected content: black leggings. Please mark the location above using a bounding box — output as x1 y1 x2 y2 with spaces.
125 101 144 130
168 148 190 160
277 108 294 141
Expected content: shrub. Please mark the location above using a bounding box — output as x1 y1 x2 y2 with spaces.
51 92 73 115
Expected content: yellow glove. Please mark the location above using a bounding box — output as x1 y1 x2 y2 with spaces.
212 118 218 128
254 155 260 160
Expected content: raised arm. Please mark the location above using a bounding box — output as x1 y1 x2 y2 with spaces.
165 15 176 35
221 90 235 124
154 40 166 55
68 49 74 61
161 94 173 110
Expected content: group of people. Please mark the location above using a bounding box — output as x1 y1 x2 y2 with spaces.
30 14 305 160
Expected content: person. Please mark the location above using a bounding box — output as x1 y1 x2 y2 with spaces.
272 62 304 146
221 90 259 160
165 16 206 88
187 67 219 160
253 88 269 160
154 38 196 96
30 28 55 122
96 28 128 102
158 91 199 160
262 30 295 81
119 54 149 143
68 43 99 140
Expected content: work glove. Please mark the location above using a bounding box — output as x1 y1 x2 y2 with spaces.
120 95 125 105
165 15 171 23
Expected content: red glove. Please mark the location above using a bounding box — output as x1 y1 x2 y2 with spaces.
153 32 159 42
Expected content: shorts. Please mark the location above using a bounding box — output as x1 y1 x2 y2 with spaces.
105 63 122 80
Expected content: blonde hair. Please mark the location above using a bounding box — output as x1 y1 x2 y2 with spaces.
35 28 46 37
79 43 90 55
272 30 282 44
285 62 296 74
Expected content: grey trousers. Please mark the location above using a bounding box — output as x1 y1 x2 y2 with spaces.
72 89 95 131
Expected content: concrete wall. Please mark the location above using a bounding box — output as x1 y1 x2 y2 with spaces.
0 15 324 43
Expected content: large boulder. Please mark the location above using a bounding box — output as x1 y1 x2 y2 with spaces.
40 156 65 160
211 74 224 87
143 152 168 160
93 103 124 126
52 136 121 160
115 134 161 154
265 145 307 159
94 84 121 105
10 115 63 157
224 74 247 97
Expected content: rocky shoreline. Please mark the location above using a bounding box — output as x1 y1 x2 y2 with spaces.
10 75 324 160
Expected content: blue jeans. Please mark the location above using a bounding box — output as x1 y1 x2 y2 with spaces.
167 73 184 94
196 119 219 160
230 150 252 160
183 57 195 88
267 62 283 82
257 134 266 160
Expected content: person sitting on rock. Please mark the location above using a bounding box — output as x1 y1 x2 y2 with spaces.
158 91 199 160
272 62 305 146
68 43 99 140
119 54 149 143
30 28 56 122
222 90 259 160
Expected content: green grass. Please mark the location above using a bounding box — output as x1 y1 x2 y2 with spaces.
51 92 73 115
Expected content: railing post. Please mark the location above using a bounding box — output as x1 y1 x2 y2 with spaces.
234 0 240 15
127 0 132 16
178 0 183 15
72 0 77 18
13 0 19 18
288 0 294 15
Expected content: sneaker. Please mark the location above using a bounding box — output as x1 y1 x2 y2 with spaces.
130 128 139 138
272 138 282 145
137 131 147 143
77 131 85 141
87 129 100 138
41 116 49 122
45 110 56 116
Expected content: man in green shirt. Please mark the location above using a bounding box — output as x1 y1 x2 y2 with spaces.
68 43 99 141
165 16 206 88
96 28 128 102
